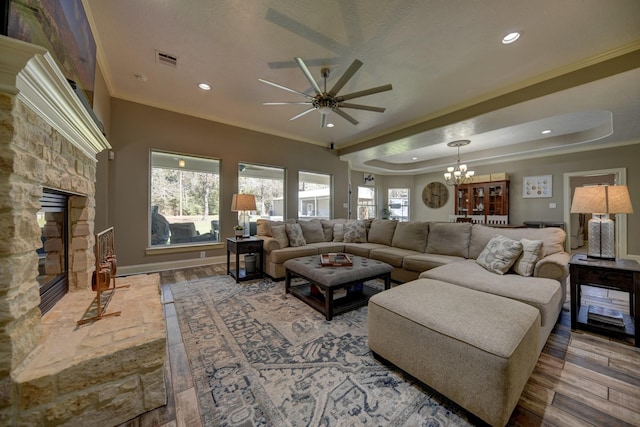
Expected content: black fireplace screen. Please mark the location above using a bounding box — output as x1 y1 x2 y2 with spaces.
37 191 69 314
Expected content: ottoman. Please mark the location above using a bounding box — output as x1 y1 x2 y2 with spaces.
368 278 540 427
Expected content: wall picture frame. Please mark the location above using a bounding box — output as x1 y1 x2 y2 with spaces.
523 175 552 198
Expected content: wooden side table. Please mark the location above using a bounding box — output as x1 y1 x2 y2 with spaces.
226 237 264 283
569 253 639 347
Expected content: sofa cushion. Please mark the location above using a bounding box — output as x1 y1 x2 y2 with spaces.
367 219 398 246
269 246 318 264
426 222 471 258
270 225 289 248
513 239 545 277
285 223 306 247
402 253 465 272
476 235 523 275
469 225 566 259
420 260 563 328
298 219 325 243
391 221 429 252
370 247 422 267
320 219 345 242
257 219 296 236
343 220 368 243
343 242 389 258
309 242 347 253
333 223 345 242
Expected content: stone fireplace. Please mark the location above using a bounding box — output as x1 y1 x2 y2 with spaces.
1 36 166 425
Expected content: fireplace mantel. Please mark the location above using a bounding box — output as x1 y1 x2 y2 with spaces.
0 35 110 158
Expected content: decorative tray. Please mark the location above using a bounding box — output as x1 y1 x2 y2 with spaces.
320 253 353 267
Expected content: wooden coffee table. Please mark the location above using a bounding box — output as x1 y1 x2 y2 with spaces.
284 255 392 320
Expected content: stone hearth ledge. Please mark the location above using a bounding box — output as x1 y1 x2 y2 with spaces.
11 274 167 426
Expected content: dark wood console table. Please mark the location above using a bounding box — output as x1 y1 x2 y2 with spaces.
569 254 639 347
226 237 263 283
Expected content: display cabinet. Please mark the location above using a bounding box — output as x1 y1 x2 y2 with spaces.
454 180 509 223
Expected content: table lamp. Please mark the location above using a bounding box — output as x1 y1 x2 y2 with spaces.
570 185 633 259
231 194 256 238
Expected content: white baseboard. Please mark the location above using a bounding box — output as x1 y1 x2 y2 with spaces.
117 255 227 277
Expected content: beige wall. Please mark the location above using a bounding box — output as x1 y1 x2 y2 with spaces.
103 98 349 267
371 143 639 256
92 65 111 232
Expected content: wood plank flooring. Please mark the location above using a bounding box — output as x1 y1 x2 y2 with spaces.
120 264 640 427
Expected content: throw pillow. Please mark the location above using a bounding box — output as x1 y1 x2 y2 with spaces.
333 223 345 242
513 239 545 276
343 220 368 243
476 235 523 275
298 219 325 243
270 225 289 249
285 223 306 247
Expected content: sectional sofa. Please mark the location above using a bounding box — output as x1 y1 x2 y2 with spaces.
256 218 571 426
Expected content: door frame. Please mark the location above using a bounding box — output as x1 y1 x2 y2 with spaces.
563 168 628 258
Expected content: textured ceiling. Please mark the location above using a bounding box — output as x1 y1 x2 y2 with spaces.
84 0 640 174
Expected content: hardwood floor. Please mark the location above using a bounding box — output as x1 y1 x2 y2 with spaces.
121 265 640 427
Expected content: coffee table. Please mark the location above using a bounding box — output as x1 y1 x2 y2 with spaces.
284 255 392 320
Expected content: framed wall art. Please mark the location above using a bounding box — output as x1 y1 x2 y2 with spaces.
523 175 552 198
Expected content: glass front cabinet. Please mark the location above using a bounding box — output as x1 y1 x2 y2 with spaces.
454 180 509 223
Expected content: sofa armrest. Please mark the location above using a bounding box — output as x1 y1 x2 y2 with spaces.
533 251 570 282
255 235 281 251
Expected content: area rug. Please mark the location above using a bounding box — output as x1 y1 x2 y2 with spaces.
170 276 473 426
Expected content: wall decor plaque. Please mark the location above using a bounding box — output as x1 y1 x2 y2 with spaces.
523 175 552 198
422 182 448 208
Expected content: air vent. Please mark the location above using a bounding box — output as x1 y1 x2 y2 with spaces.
156 50 178 68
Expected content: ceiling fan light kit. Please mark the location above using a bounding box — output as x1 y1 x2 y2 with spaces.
260 57 392 127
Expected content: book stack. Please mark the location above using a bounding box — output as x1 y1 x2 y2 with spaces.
587 305 625 328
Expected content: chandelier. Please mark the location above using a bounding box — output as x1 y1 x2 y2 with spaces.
444 140 474 186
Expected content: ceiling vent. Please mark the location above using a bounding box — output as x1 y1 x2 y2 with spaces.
156 50 178 68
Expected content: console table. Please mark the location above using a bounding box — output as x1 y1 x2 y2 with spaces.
226 237 263 283
569 254 639 347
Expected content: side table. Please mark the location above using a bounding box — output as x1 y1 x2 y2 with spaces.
569 253 639 347
226 237 264 283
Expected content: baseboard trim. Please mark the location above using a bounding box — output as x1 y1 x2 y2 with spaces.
117 255 227 277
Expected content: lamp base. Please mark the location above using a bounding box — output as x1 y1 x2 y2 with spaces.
587 214 615 260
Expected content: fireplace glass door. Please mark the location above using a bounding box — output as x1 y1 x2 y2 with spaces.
37 191 69 314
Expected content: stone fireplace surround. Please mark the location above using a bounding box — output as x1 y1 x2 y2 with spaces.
1 36 166 424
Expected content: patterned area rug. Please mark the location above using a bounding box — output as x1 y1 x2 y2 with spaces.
170 276 473 426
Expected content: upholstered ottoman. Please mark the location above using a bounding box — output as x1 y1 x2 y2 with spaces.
368 279 540 427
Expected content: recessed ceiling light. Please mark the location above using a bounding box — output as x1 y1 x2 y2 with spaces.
134 74 147 82
326 123 334 128
198 83 211 91
541 129 552 134
412 157 418 160
502 32 521 44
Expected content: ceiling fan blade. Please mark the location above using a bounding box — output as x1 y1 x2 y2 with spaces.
259 78 313 99
294 57 323 95
336 84 393 101
339 102 386 112
334 108 359 125
263 102 312 105
328 59 363 97
289 108 316 121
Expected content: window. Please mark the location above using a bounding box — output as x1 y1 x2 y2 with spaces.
298 172 332 219
239 163 285 221
150 151 220 246
357 186 376 220
388 188 409 221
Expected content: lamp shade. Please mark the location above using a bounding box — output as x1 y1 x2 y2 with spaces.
231 194 256 212
570 185 633 214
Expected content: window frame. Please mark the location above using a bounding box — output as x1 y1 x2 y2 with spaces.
298 171 333 219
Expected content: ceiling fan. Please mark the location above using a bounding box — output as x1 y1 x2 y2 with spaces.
259 57 392 127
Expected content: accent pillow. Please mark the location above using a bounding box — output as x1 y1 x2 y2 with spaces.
476 235 523 275
270 225 289 249
333 223 345 242
298 219 325 243
285 223 306 247
513 239 545 276
343 220 368 243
